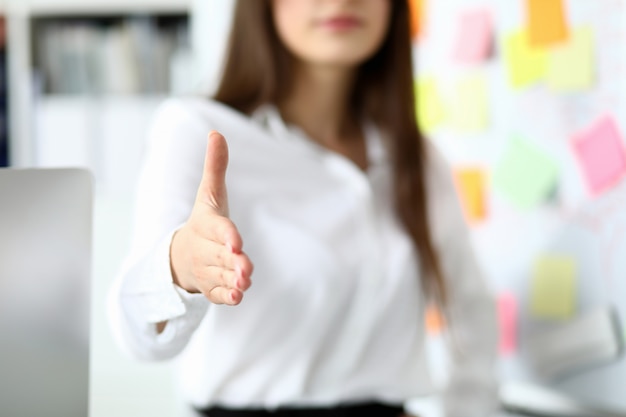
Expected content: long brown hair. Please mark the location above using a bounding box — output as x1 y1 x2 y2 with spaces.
214 0 447 307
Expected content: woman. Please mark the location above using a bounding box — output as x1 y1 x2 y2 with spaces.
109 1 498 416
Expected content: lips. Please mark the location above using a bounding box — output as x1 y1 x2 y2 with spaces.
319 15 363 31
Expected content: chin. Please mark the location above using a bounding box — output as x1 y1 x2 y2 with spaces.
315 48 379 68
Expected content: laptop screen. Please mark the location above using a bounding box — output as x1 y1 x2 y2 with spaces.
0 168 92 417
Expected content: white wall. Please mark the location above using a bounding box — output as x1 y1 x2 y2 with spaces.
190 0 235 94
417 0 626 410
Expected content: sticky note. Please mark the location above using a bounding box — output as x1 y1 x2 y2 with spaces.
503 30 547 89
409 0 424 41
526 0 569 48
493 138 559 210
451 74 489 133
531 255 576 320
454 9 493 64
454 168 487 223
572 116 626 195
547 27 594 91
425 304 446 335
498 292 518 355
415 78 446 133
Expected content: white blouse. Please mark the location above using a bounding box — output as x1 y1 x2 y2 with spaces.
108 98 499 417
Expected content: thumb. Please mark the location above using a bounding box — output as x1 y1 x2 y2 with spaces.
197 131 229 215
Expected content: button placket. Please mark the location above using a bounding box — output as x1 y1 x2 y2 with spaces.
311 151 387 392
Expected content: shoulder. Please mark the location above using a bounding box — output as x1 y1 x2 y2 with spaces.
149 97 271 147
149 96 243 132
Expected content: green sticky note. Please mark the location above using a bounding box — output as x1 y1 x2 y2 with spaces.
415 78 446 133
547 26 594 92
503 30 548 89
531 255 576 319
493 138 559 209
451 74 489 133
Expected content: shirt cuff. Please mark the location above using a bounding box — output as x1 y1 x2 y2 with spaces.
147 285 209 346
173 283 211 324
121 228 208 324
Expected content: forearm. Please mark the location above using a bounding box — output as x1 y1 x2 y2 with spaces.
108 232 209 361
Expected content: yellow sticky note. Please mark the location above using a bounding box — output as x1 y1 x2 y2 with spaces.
503 30 547 89
415 78 446 133
531 256 576 320
454 168 487 223
526 0 569 48
451 74 489 133
547 27 594 92
409 0 425 41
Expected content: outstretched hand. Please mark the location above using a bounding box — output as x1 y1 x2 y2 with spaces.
170 131 253 305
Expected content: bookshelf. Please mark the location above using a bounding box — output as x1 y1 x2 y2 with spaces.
10 0 189 16
28 12 191 194
31 13 189 96
7 1 195 185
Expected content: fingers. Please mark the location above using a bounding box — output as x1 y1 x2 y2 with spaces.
203 239 252 271
191 241 253 304
204 264 253 292
206 286 243 306
191 210 243 253
199 263 252 306
196 131 229 215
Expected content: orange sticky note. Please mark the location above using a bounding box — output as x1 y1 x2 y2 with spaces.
526 0 569 47
409 0 424 41
425 305 445 335
454 168 487 223
498 293 518 355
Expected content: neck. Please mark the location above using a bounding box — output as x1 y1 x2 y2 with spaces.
277 61 359 146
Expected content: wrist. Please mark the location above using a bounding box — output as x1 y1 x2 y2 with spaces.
169 228 200 294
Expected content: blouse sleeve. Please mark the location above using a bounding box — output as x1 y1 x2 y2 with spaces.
425 143 500 417
107 99 211 361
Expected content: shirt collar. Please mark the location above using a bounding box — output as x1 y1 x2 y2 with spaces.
251 104 388 168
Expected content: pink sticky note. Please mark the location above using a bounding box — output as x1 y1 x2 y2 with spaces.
572 116 626 195
498 293 517 355
454 9 493 64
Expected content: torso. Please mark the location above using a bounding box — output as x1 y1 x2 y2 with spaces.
169 98 436 408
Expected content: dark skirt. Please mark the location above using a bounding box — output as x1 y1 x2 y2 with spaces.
198 401 405 417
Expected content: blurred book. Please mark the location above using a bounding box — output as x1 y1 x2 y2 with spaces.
33 14 190 96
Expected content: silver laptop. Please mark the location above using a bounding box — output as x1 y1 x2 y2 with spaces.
0 168 92 417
